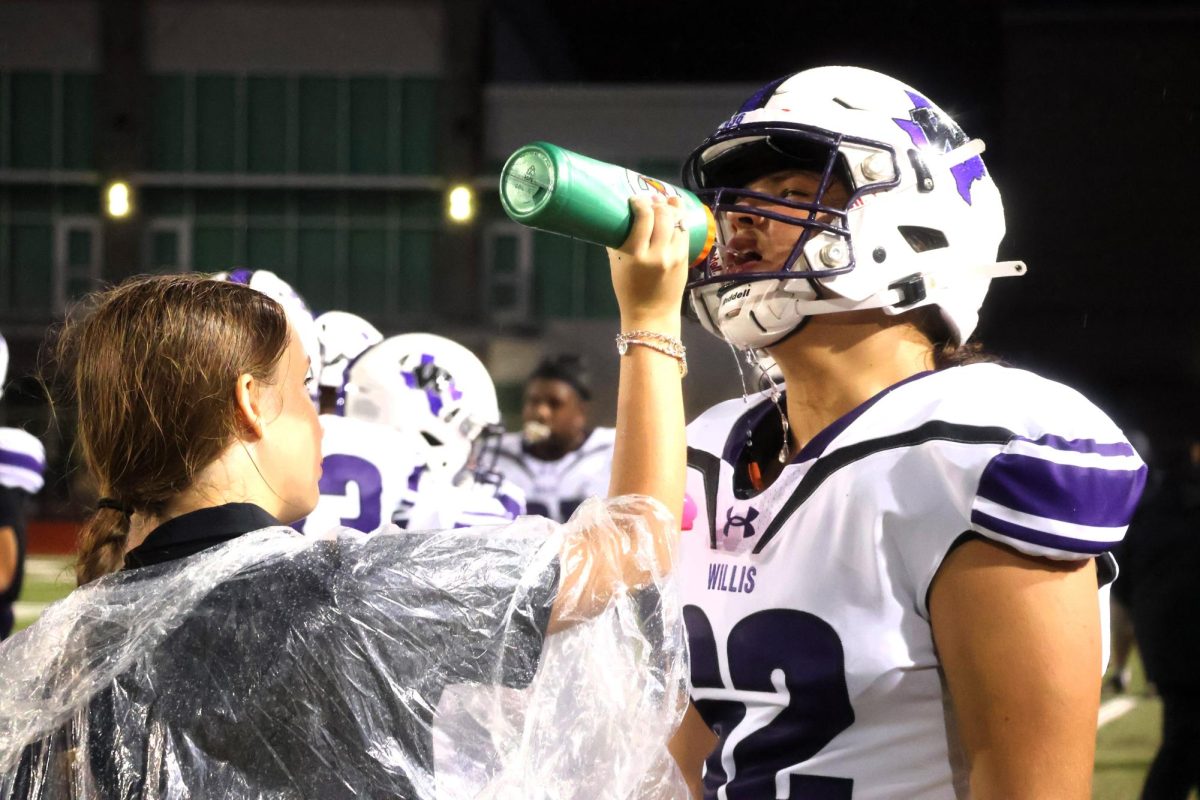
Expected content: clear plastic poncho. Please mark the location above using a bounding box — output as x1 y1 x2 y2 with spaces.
0 497 689 799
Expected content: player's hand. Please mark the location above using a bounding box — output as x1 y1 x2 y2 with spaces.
607 195 689 334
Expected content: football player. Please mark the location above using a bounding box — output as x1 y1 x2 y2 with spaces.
313 310 382 414
667 67 1147 798
304 333 523 535
495 354 615 523
0 332 46 640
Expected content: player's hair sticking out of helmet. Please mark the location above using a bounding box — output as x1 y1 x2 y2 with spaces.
528 353 593 402
901 229 1001 370
907 305 999 369
51 275 291 585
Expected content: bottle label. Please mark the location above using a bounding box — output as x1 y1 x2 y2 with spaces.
623 171 685 200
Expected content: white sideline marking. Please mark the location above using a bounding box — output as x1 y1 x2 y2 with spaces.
1098 696 1137 728
13 601 48 619
23 556 73 581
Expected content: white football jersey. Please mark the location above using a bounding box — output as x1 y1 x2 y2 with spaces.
0 428 45 494
396 471 525 532
305 415 523 536
681 364 1146 799
495 427 616 523
303 415 425 536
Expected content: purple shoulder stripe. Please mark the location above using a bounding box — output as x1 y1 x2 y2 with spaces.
977 452 1146 529
971 509 1113 556
1016 433 1136 458
0 449 45 475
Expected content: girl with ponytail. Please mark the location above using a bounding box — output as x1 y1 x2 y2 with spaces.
1 193 692 799
57 275 315 586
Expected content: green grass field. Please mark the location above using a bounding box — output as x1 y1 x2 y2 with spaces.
1095 652 1162 800
13 555 1169 798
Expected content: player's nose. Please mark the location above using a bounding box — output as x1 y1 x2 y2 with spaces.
728 206 766 232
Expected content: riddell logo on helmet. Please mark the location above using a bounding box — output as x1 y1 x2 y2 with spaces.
720 287 751 307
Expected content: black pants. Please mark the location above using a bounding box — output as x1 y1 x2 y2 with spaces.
1142 688 1200 799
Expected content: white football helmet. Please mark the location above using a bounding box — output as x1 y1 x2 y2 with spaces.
0 331 8 401
343 333 502 483
684 66 1025 350
315 311 383 393
211 269 322 398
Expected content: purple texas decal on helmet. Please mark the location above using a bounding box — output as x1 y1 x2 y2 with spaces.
402 354 462 415
893 91 986 205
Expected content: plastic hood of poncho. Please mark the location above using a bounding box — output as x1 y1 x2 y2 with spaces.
0 495 689 799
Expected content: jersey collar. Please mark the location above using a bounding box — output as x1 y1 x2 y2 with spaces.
723 370 937 467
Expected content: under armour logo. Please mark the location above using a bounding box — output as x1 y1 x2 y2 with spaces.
723 506 760 540
401 354 462 415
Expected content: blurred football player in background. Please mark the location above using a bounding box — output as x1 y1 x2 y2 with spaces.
495 354 614 523
0 332 46 640
304 332 523 535
314 310 382 414
667 66 1146 799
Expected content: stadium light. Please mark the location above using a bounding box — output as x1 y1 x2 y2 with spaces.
447 185 474 223
104 180 133 220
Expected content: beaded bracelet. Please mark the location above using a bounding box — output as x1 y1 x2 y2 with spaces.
615 330 687 377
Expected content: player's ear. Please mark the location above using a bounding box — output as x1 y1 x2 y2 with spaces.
234 372 266 440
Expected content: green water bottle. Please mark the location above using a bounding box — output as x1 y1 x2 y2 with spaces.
499 142 715 267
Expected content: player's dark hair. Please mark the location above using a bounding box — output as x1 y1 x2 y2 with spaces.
906 306 999 370
897 226 999 370
53 275 291 585
528 354 593 402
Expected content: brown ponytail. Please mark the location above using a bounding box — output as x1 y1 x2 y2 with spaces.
75 507 132 586
52 275 291 585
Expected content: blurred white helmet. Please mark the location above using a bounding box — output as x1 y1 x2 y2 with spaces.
315 311 383 392
343 333 502 483
211 269 322 399
0 331 8 401
683 65 1025 350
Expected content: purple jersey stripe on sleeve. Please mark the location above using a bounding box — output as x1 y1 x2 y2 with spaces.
1016 434 1136 458
976 453 1146 528
0 449 45 475
970 509 1114 556
499 493 523 519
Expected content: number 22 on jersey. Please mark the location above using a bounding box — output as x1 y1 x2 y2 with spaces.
684 605 855 799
